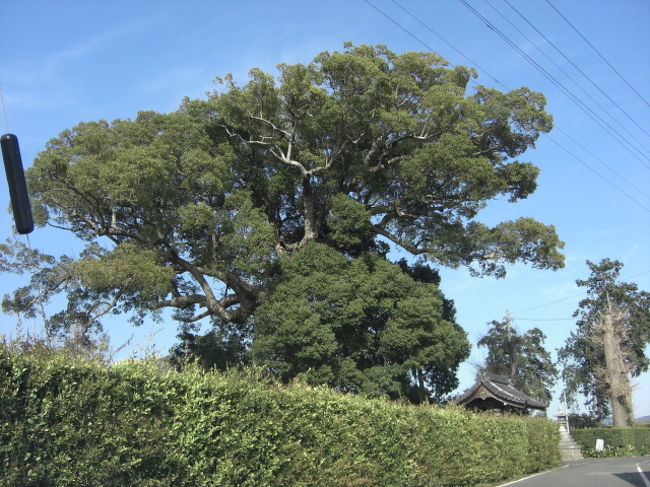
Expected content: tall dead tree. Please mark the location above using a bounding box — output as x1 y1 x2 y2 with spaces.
559 259 650 426
596 294 634 426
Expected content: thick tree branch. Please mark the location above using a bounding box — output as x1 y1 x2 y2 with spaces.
154 294 207 309
169 253 235 320
177 310 212 323
250 114 293 139
87 292 123 321
371 225 427 255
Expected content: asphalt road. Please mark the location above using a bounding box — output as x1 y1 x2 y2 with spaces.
497 456 650 487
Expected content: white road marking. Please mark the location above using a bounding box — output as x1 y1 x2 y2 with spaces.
495 468 558 487
637 463 650 487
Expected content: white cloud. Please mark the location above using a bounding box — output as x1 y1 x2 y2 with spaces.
42 16 161 78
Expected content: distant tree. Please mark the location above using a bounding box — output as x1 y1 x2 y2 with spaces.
558 259 650 426
567 413 601 429
478 314 557 404
251 242 470 403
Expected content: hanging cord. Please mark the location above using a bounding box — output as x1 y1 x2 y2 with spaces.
0 84 9 133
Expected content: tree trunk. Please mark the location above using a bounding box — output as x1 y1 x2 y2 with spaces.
302 176 318 242
601 303 633 427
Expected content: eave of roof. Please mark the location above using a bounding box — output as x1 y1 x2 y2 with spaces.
457 372 547 410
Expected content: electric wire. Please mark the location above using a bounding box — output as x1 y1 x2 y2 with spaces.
388 0 507 90
513 270 650 314
502 0 650 141
0 84 9 133
515 293 585 313
362 0 650 212
511 317 574 322
553 126 649 202
546 136 650 212
457 0 650 169
544 0 650 110
364 0 510 93
361 0 443 59
483 0 650 156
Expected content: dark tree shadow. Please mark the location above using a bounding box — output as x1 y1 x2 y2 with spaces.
613 471 648 487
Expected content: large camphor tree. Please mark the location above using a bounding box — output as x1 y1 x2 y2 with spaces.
559 259 650 426
2 44 563 400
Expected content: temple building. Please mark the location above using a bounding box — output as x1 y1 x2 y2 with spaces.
456 372 548 413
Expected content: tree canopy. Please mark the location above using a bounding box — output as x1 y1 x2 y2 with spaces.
558 259 650 424
251 243 469 401
3 43 563 334
477 315 557 404
1 44 566 401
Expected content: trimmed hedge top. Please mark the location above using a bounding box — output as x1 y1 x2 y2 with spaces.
0 347 560 486
571 427 650 457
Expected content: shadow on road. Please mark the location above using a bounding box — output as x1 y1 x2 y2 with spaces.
613 471 648 487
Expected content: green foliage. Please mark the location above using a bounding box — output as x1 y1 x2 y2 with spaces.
2 42 566 411
252 242 470 402
478 315 557 404
1 238 117 348
0 346 560 487
568 413 602 429
218 190 278 280
171 320 251 371
74 242 174 297
3 42 563 333
326 194 372 247
571 427 650 457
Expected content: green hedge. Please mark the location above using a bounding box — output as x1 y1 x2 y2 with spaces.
572 427 650 457
0 347 560 487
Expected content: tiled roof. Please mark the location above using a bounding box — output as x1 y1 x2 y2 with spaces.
457 371 548 410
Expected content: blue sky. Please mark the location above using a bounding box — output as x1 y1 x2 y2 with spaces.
1 0 649 418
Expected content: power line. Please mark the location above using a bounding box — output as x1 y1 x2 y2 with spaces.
511 317 574 322
460 0 650 202
361 0 650 212
457 0 650 169
544 0 650 110
482 0 650 157
387 0 650 203
501 0 650 142
514 293 584 313
546 135 650 213
388 0 507 90
553 126 650 202
362 0 650 323
514 270 650 313
361 0 443 59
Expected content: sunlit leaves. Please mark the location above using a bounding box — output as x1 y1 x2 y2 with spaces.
74 243 173 298
326 194 372 247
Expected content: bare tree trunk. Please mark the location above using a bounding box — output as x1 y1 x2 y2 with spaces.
601 296 633 427
302 176 318 243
